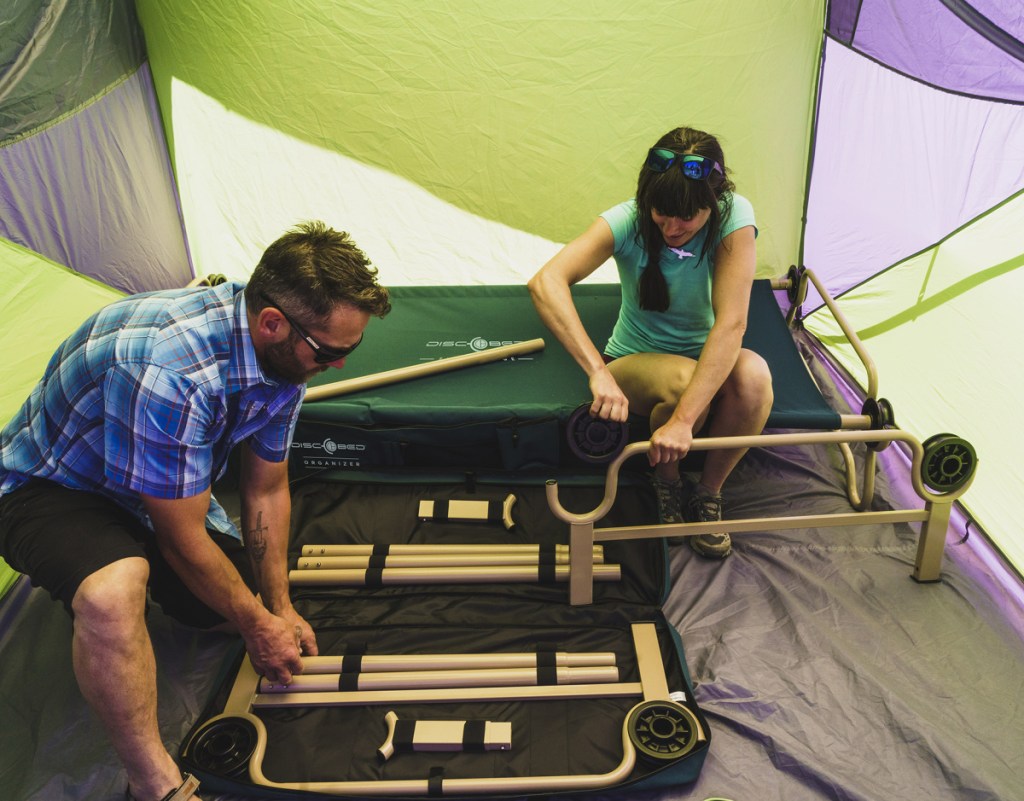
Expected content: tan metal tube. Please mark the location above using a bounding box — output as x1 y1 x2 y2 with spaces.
547 431 969 530
300 650 617 674
631 623 670 703
802 267 879 399
289 563 621 586
258 665 620 693
295 551 599 569
251 681 645 709
301 543 604 557
304 338 545 402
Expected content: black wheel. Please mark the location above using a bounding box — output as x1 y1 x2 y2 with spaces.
566 402 629 464
862 397 896 452
626 700 701 762
786 265 806 306
184 717 258 778
921 433 977 493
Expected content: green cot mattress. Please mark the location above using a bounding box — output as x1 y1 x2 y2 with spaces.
292 282 839 476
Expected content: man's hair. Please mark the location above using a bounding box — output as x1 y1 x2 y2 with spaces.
245 221 391 325
635 127 736 312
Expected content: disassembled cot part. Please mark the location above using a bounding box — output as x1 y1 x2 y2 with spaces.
417 494 517 530
377 710 512 761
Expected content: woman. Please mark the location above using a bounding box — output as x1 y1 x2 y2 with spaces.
528 126 773 558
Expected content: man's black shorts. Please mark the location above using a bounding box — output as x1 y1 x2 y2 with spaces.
0 478 257 628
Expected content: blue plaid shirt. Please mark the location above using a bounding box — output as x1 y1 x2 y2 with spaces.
0 281 304 539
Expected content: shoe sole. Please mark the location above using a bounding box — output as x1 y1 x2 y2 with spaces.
688 536 732 559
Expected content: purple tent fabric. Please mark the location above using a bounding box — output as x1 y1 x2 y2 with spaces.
804 0 1024 309
0 64 192 293
827 0 1024 102
804 39 1024 305
0 0 146 143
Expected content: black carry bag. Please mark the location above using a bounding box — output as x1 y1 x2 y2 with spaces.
179 472 711 799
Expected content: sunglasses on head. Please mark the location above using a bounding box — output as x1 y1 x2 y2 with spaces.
259 294 363 364
645 148 723 180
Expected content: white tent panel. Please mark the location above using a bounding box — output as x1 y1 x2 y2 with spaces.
168 80 617 287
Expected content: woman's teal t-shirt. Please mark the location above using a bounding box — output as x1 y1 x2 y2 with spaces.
600 193 757 358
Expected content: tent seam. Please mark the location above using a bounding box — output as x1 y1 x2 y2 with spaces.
807 182 1024 310
823 34 1024 107
0 67 141 150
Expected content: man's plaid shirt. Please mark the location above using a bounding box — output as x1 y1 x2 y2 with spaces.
0 281 304 538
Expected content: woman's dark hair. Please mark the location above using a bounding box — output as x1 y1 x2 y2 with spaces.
245 221 391 325
635 127 735 312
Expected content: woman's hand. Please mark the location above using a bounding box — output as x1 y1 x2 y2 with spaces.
648 419 694 466
588 366 629 422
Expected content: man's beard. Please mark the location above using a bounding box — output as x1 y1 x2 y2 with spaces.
263 338 327 385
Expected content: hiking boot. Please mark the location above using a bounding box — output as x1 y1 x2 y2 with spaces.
684 487 732 558
649 475 684 524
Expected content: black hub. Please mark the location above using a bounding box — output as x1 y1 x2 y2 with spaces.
862 397 896 451
184 717 258 778
626 700 701 762
566 401 629 464
921 433 977 493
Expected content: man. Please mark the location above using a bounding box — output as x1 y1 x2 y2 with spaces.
0 221 391 801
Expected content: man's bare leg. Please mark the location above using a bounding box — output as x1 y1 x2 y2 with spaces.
71 557 202 801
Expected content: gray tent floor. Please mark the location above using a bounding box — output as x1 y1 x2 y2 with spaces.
2 429 1024 798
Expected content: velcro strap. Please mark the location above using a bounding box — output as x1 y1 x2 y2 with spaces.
538 562 557 583
536 664 558 685
463 720 487 751
394 720 417 752
425 498 499 521
428 766 445 796
537 544 556 565
535 646 556 669
367 554 387 568
364 568 385 587
340 654 363 673
371 543 391 556
338 672 359 691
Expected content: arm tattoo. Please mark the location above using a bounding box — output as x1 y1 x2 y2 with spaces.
248 510 269 563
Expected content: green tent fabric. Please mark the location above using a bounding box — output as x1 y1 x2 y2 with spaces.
134 0 820 284
0 237 124 601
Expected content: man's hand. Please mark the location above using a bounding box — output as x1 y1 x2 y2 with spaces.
277 605 319 659
241 610 307 685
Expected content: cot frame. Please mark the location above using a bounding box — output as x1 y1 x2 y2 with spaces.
179 623 701 796
546 267 977 606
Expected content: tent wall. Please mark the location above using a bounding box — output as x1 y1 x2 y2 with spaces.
0 0 188 596
133 0 823 285
803 0 1024 574
0 0 192 294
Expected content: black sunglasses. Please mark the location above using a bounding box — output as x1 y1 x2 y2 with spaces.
259 294 362 364
645 147 723 180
